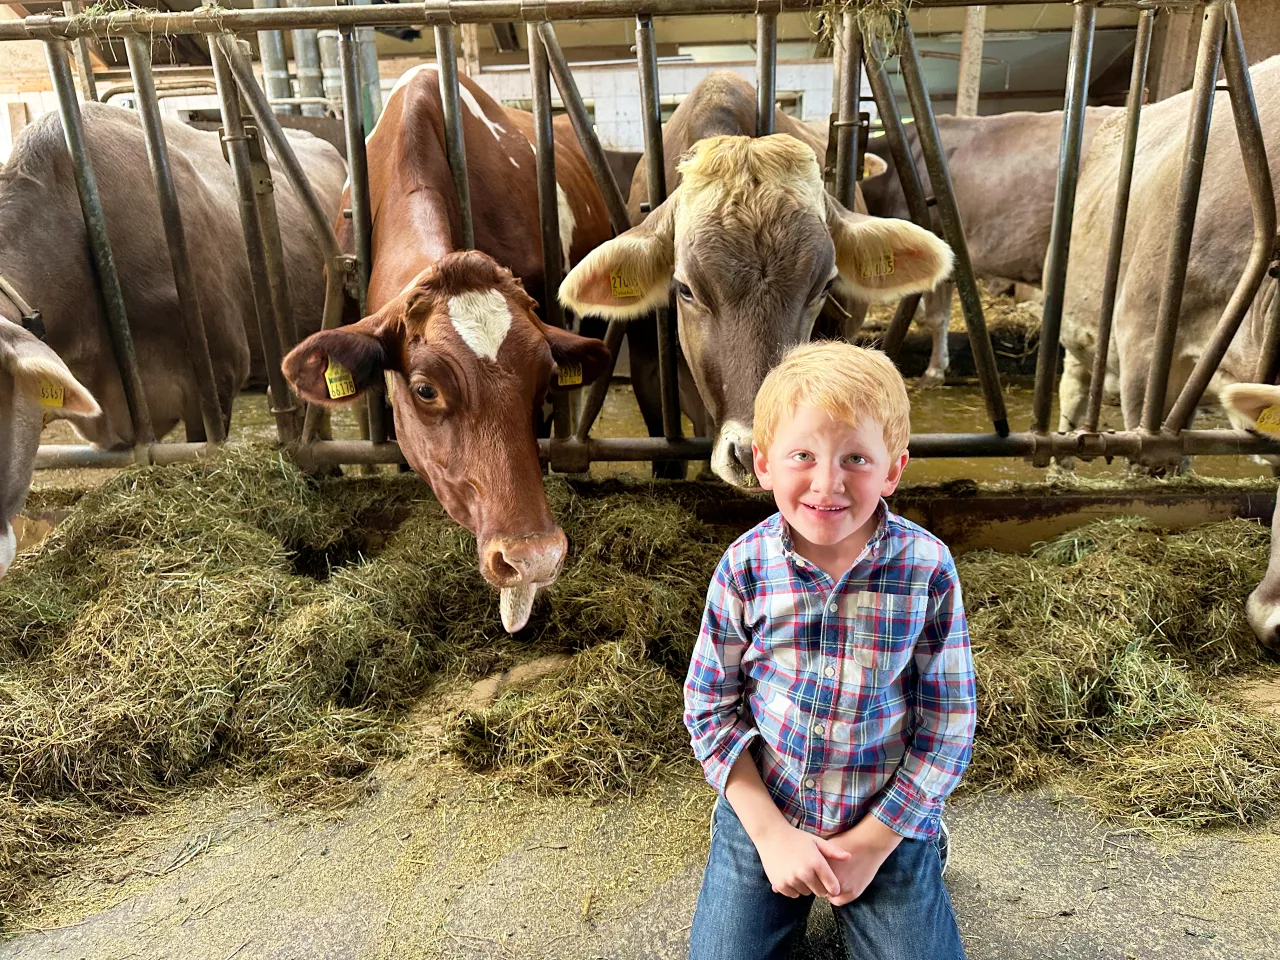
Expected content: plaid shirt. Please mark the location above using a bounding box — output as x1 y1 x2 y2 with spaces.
683 504 976 840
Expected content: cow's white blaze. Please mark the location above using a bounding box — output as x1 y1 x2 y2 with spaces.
448 289 513 361
459 85 506 140
0 523 15 581
712 419 756 487
556 183 576 273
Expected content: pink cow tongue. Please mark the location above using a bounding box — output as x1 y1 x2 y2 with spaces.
500 583 538 633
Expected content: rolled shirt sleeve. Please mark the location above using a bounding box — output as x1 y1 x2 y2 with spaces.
684 554 760 795
867 553 977 839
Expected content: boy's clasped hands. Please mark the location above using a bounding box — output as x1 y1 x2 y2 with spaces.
756 814 902 906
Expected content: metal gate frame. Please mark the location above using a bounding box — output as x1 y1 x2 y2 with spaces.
6 0 1279 474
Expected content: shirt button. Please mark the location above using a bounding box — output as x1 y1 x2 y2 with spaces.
828 602 838 613
813 723 825 735
824 665 836 678
804 778 816 789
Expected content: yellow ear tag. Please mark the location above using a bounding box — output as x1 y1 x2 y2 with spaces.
37 376 64 408
860 250 895 279
610 272 642 298
557 362 583 387
324 357 357 400
1255 404 1280 438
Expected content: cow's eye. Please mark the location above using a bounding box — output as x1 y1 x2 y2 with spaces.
676 281 694 303
814 277 836 301
416 383 438 402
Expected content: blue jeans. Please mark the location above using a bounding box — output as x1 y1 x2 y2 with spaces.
688 801 965 960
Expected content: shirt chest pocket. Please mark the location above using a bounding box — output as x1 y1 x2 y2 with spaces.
842 590 928 677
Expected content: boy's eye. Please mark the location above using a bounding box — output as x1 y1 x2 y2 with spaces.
792 452 813 462
844 454 867 465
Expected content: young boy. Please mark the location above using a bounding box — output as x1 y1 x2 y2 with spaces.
684 342 976 960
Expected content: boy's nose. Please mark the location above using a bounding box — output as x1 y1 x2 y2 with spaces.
811 462 844 493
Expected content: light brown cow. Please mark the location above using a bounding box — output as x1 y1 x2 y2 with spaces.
1058 55 1280 435
861 108 1118 383
284 67 614 633
560 74 952 487
0 317 99 580
0 102 345 448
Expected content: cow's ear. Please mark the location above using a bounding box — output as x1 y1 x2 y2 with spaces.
543 323 612 392
11 354 101 417
1222 383 1280 432
283 315 390 405
826 193 954 302
559 192 677 320
862 153 889 179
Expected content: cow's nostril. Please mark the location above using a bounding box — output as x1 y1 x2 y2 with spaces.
489 553 520 581
733 441 754 475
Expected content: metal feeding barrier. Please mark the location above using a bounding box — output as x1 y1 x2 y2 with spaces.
7 0 1280 474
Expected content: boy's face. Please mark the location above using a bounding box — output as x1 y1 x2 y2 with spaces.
752 405 909 555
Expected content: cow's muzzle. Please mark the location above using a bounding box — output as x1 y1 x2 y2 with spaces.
711 420 758 488
480 530 568 633
1246 589 1280 657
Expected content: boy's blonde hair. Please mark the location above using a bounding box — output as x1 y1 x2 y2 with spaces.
753 342 911 459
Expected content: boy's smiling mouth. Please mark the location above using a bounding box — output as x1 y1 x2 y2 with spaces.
802 503 849 514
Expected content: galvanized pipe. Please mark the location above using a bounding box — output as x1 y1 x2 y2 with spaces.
253 0 296 114
1257 278 1280 386
1164 0 1276 433
287 0 326 118
318 29 344 109
34 427 1280 473
833 10 862 210
45 39 155 444
898 23 1008 435
1033 0 1095 435
354 0 382 128
572 319 628 444
125 34 227 444
1140 1 1225 434
756 12 776 136
3 0 1177 42
636 14 683 448
538 21 630 234
211 37 301 444
1083 6 1153 432
434 23 475 249
61 1 97 101
863 38 932 363
340 23 386 444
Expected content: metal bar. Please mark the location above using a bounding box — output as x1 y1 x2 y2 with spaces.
125 34 227 444
898 23 1008 435
1258 278 1280 386
529 21 572 441
287 0 326 118
756 11 776 136
1164 0 1276 432
954 5 985 117
1083 6 1154 432
881 294 922 360
45 39 155 444
434 23 475 249
211 37 300 443
1140 1 1225 434
61 1 97 101
834 10 862 209
339 23 386 444
538 21 630 234
253 0 295 115
34 427 1280 473
354 0 383 129
1 1 1197 42
318 29 343 108
573 319 628 443
636 14 683 451
1033 0 1095 435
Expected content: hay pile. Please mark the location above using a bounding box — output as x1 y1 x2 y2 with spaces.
3 451 1279 921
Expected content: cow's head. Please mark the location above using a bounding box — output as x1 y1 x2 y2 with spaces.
282 251 611 632
1221 382 1280 655
0 318 100 580
560 133 951 486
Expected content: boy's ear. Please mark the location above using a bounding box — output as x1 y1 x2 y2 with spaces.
282 314 391 405
881 450 911 497
751 441 774 491
559 192 678 320
543 323 612 392
826 194 954 302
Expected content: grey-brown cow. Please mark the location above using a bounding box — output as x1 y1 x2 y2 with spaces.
0 102 345 449
0 317 98 579
860 107 1117 383
560 71 950 486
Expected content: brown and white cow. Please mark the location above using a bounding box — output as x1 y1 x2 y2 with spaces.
1217 379 1280 656
861 107 1117 383
0 317 99 580
0 102 346 448
559 73 952 487
1058 55 1280 435
284 67 615 633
